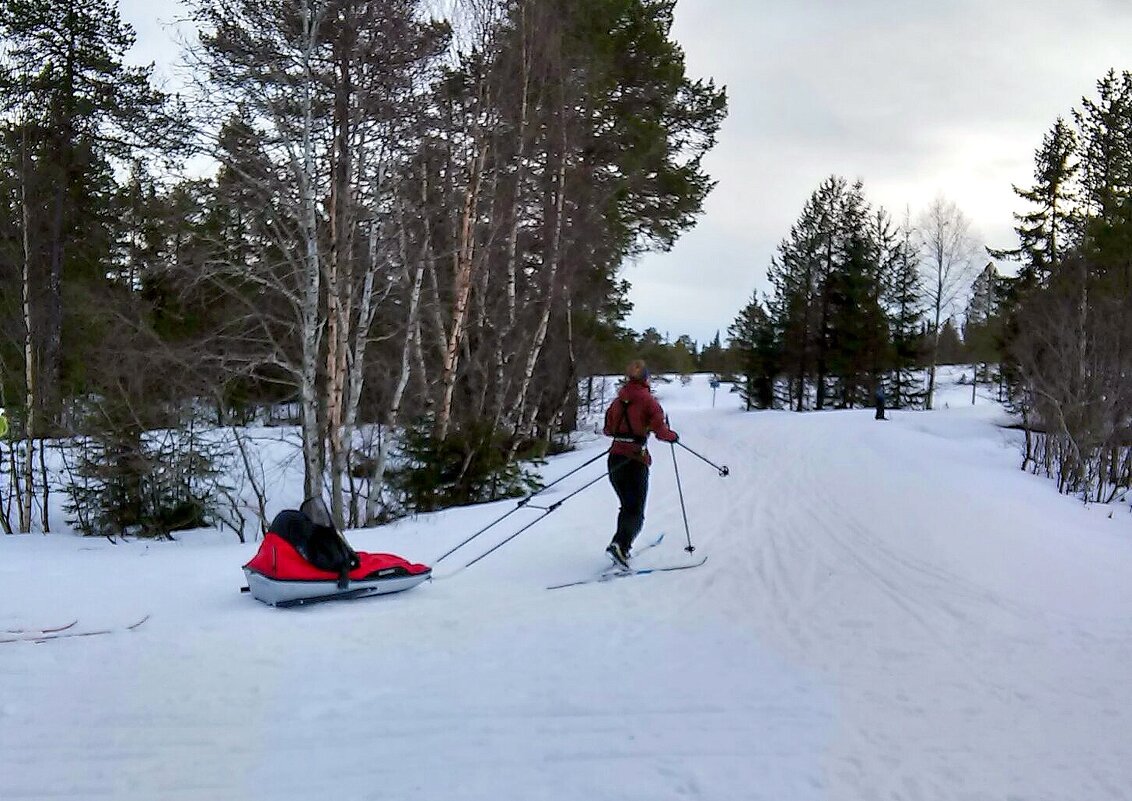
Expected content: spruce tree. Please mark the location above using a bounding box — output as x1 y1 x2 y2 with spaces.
766 184 836 410
810 176 847 410
825 181 888 407
982 70 1132 501
728 293 777 410
1074 70 1132 224
884 220 925 409
963 263 1001 378
990 118 1079 287
1073 70 1132 293
993 121 1079 407
936 318 964 366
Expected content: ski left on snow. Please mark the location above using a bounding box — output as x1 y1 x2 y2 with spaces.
0 616 150 644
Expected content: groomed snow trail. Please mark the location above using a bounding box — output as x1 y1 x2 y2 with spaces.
2 373 1131 800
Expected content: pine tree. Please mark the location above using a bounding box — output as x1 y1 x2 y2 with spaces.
0 0 177 429
699 330 727 374
574 0 729 256
671 335 698 377
728 293 778 410
0 0 182 533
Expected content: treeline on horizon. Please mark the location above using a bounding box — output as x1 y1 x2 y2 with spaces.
726 69 1132 506
588 318 976 382
0 0 726 536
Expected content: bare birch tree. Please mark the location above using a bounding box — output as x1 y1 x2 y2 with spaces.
917 196 980 410
188 0 446 522
187 0 330 500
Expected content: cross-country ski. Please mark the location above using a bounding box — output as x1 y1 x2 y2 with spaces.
547 554 708 590
1 616 150 644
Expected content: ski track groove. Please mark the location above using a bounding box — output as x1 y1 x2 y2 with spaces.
652 407 1132 801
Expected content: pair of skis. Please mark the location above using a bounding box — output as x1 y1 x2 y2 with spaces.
1 615 150 644
546 532 707 590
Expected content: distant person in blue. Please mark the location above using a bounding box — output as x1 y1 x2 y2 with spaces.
874 384 886 420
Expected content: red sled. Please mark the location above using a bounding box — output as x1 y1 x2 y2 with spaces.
242 498 430 607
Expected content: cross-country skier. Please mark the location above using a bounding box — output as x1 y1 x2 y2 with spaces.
602 360 678 567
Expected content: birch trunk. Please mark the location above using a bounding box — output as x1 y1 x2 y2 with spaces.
299 0 325 501
509 146 567 457
420 171 449 363
926 266 943 411
340 168 393 525
366 200 427 524
506 2 531 333
435 136 488 441
20 136 35 533
493 6 532 431
325 39 356 528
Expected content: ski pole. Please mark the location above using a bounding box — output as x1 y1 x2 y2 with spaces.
670 442 695 554
676 440 730 477
434 447 611 564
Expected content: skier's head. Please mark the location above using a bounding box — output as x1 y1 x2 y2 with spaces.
626 359 649 384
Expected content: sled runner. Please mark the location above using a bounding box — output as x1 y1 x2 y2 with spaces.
242 498 430 607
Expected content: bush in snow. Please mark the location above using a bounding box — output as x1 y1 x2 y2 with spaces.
389 418 543 514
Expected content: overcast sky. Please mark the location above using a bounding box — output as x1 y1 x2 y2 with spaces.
119 0 1132 345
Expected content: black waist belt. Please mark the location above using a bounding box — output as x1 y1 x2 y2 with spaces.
612 435 647 445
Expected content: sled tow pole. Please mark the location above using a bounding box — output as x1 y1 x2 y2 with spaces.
435 448 622 571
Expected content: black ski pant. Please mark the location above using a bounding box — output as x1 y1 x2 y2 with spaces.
608 453 650 553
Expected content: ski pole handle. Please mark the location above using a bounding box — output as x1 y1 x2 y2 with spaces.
676 440 729 477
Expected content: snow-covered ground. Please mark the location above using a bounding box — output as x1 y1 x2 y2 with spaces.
2 370 1131 800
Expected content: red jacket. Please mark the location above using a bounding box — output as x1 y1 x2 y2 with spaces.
603 379 677 465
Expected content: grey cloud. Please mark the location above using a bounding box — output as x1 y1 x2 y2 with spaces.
629 0 1132 343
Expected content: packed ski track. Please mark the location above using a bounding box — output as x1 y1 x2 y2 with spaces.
2 370 1131 800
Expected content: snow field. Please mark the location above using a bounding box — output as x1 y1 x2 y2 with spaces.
1 369 1130 800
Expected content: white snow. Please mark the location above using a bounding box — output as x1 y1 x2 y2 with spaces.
2 370 1131 800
